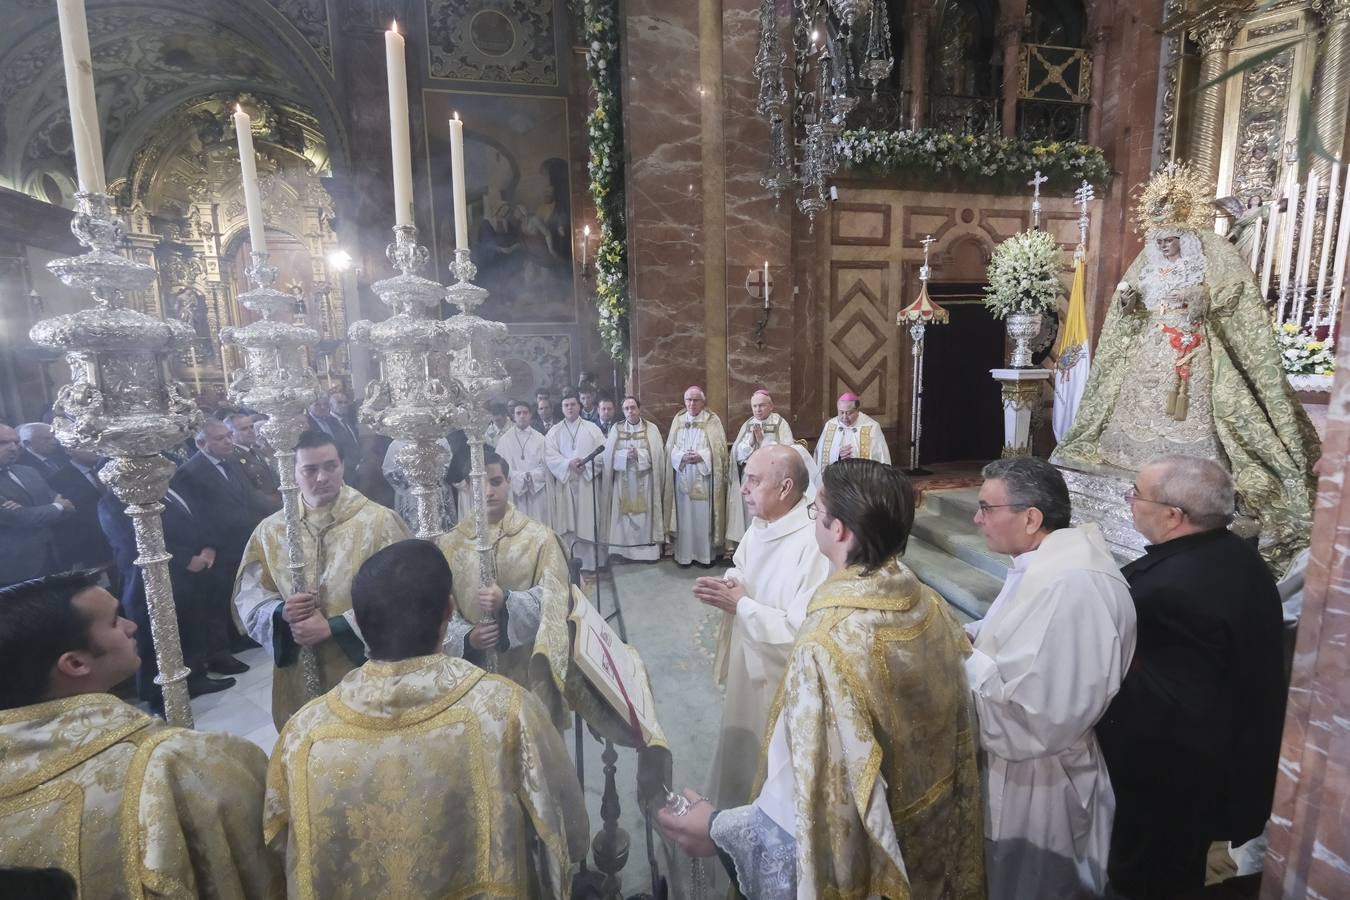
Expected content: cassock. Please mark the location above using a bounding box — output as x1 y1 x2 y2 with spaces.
265 655 588 899
0 693 280 899
602 418 667 562
544 417 607 570
814 411 892 466
966 523 1136 900
436 504 573 724
497 424 551 525
707 496 830 808
711 559 985 898
725 413 794 544
233 485 410 729
664 410 729 565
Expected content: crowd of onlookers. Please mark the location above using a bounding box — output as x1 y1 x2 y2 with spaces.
0 373 618 705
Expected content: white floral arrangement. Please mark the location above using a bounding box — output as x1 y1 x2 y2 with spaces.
981 229 1064 319
1275 322 1336 377
835 128 1110 189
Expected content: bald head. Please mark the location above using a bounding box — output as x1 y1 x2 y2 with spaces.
742 443 808 522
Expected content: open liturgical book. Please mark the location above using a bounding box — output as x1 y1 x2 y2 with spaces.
569 592 662 747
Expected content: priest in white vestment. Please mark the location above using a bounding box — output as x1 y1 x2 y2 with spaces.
696 444 830 808
966 457 1136 900
664 386 730 565
498 400 550 525
726 389 794 544
545 393 607 571
602 396 666 562
815 391 891 466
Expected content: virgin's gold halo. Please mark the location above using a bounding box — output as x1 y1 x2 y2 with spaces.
1133 161 1215 234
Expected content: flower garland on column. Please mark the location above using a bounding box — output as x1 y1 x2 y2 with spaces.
582 0 629 362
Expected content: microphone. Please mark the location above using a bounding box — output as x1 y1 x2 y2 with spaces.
580 444 606 466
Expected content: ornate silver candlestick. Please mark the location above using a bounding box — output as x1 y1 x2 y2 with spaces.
447 248 509 672
349 226 470 540
32 192 202 727
220 252 323 698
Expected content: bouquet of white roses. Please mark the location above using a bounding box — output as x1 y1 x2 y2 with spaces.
982 229 1064 320
1274 322 1336 376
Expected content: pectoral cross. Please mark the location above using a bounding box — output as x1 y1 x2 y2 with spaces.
1029 170 1048 230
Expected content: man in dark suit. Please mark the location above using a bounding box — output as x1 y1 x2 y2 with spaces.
224 411 281 506
307 391 361 467
98 475 235 707
0 423 73 586
46 447 114 575
533 390 559 435
16 422 67 479
175 421 276 675
1097 455 1287 899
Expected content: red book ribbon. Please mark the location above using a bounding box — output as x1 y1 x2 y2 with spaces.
595 629 647 749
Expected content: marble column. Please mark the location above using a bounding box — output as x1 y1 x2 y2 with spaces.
1261 342 1350 897
908 2 934 129
997 0 1028 138
1187 13 1240 183
1310 0 1350 184
991 367 1050 457
721 0 793 411
624 1 707 417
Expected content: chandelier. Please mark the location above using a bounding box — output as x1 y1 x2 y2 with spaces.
756 0 894 224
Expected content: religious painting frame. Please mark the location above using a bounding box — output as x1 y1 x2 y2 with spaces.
423 89 577 325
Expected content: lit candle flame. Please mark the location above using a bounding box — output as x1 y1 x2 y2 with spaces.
390 20 399 34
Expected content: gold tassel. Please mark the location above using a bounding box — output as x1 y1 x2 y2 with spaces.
1173 375 1190 421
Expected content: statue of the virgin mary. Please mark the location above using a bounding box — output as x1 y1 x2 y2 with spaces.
1053 164 1320 570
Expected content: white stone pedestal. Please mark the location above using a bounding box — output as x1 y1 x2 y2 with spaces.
991 367 1051 458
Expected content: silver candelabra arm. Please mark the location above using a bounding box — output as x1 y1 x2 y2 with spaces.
33 191 201 726
223 250 324 698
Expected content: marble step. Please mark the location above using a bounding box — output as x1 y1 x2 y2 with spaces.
910 503 1012 582
901 536 1004 623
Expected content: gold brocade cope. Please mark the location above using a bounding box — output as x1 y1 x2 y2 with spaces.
609 425 661 515
1054 231 1320 571
234 485 411 729
436 505 573 720
0 693 280 900
663 410 729 551
435 505 674 773
264 656 589 900
754 559 986 899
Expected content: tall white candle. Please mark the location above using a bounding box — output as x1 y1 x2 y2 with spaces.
54 0 106 193
1329 174 1350 337
763 260 770 309
1278 171 1300 322
449 113 468 249
1314 162 1341 329
581 224 590 269
1294 173 1319 322
385 22 414 227
233 106 268 254
1261 197 1281 299
1248 206 1263 272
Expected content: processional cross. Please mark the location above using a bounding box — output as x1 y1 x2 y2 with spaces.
1074 180 1095 259
1029 170 1048 229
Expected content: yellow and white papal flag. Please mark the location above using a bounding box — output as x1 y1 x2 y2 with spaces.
1052 253 1091 441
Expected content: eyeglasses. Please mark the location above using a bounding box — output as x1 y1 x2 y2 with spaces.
975 502 1027 516
1124 485 1186 515
806 501 830 521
